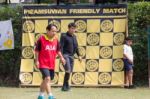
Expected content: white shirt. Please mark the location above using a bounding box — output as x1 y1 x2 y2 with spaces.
124 44 133 62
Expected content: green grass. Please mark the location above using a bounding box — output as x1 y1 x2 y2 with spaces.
0 87 150 99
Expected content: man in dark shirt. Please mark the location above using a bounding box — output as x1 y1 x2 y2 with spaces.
60 22 82 91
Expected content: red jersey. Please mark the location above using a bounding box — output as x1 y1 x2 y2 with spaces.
35 35 60 70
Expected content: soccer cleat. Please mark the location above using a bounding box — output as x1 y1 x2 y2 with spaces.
48 95 54 99
38 95 45 99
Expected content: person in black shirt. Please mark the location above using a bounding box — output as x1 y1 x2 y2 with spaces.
60 22 82 91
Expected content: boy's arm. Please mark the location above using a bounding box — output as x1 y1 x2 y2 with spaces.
123 53 133 64
35 51 39 68
57 51 66 65
57 40 66 65
76 48 82 62
34 36 41 68
60 34 65 53
75 37 82 62
123 45 133 64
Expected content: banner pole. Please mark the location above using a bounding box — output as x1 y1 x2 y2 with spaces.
148 25 150 88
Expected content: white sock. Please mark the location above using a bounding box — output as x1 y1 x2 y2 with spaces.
39 92 44 96
48 93 53 96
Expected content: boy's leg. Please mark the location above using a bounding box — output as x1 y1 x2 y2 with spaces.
66 56 74 89
124 59 133 88
46 70 54 95
128 66 135 88
45 76 54 99
62 55 72 91
63 72 70 90
38 68 48 99
45 76 52 95
125 71 129 87
40 81 46 94
128 69 133 86
39 69 54 99
38 80 46 99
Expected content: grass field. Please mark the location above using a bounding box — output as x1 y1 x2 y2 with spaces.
0 87 150 99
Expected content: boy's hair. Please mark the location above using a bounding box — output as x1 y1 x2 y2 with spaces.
125 37 132 41
46 24 57 31
124 37 132 44
68 23 76 28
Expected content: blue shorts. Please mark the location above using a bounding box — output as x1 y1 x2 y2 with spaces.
124 59 133 71
39 68 54 80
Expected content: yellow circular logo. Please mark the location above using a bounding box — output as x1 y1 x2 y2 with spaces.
23 20 34 33
100 46 112 58
113 59 124 71
78 47 86 58
98 72 111 84
72 72 84 85
19 72 32 84
87 33 99 46
86 60 98 72
75 20 87 32
51 73 58 84
49 20 61 31
22 47 34 59
114 33 125 45
74 46 86 58
101 20 113 32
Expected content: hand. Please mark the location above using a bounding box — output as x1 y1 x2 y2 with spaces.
128 60 133 65
35 60 39 68
78 56 82 62
60 57 66 65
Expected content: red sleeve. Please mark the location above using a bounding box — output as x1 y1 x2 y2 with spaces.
56 40 61 52
35 36 42 52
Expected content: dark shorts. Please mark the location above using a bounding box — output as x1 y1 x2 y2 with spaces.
63 54 74 73
124 59 133 71
39 68 54 80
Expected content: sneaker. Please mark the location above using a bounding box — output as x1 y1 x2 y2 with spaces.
129 85 136 89
124 85 129 88
38 95 44 99
61 85 71 91
48 95 54 99
61 86 68 91
66 82 71 91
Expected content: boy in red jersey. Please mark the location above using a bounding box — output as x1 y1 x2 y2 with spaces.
35 24 65 99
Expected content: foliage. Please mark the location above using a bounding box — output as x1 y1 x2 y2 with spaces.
0 5 22 86
128 2 150 85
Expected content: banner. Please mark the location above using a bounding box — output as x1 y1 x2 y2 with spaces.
0 20 14 50
20 5 127 86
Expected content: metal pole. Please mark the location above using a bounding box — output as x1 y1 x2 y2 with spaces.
57 0 60 5
148 25 150 88
37 0 41 4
